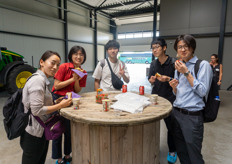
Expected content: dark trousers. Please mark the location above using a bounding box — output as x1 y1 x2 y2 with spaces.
20 131 49 164
52 118 72 159
52 93 72 159
164 115 176 152
172 108 204 164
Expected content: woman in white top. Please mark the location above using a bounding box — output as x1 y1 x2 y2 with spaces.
20 51 72 164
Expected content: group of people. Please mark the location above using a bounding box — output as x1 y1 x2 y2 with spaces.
20 40 130 164
20 34 222 164
21 46 87 164
148 35 222 164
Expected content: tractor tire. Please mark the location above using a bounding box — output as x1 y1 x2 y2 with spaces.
6 64 35 94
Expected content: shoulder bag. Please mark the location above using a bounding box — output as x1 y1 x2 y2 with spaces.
106 58 124 90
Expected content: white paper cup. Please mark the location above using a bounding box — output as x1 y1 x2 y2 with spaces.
72 98 80 109
150 94 158 105
102 99 110 112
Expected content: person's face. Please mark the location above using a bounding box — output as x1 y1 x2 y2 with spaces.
40 54 60 77
151 44 166 58
72 50 84 66
177 40 193 62
107 47 119 59
211 56 217 63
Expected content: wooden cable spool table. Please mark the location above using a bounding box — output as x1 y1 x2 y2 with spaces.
60 91 172 164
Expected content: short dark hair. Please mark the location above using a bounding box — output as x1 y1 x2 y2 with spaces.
105 40 120 51
39 50 60 68
151 38 167 48
174 34 196 53
68 46 86 64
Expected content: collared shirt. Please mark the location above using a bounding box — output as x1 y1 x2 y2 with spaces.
148 55 176 103
173 56 213 111
92 58 130 91
52 62 87 96
22 70 53 138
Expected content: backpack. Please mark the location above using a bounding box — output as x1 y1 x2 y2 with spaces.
177 60 220 123
2 75 35 140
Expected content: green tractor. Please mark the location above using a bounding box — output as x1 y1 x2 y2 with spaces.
0 47 35 94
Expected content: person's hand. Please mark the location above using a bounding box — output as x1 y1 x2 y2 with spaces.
59 98 72 108
55 97 64 104
217 81 221 86
175 60 188 74
157 75 170 82
72 73 81 81
149 75 156 83
169 78 179 90
119 64 125 76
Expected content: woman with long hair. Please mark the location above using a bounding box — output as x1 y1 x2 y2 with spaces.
210 54 223 95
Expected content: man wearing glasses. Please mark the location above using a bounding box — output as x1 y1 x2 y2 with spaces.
148 38 177 164
169 34 213 163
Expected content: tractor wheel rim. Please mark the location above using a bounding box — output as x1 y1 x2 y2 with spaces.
16 71 32 88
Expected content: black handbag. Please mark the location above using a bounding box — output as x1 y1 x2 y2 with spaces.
106 58 124 90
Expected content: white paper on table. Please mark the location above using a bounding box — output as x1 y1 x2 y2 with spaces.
110 92 151 113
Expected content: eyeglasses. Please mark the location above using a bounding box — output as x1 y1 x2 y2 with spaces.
73 53 84 57
151 45 161 50
177 45 189 50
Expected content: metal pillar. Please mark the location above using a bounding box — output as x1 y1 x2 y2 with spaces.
218 0 227 64
152 0 158 41
110 20 117 40
152 0 158 61
90 10 92 28
64 0 68 62
94 10 98 67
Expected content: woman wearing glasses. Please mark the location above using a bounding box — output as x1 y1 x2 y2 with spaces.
51 46 88 164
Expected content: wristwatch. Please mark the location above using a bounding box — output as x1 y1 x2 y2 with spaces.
184 71 190 76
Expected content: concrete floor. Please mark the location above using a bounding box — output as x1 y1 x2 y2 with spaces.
0 64 232 164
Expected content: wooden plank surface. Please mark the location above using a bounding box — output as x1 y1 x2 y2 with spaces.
99 126 111 164
132 125 143 164
90 126 100 164
60 91 172 126
71 122 82 164
122 126 133 164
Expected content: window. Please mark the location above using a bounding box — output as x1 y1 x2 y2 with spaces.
134 32 143 38
125 33 133 39
117 31 159 39
143 31 152 38
118 33 125 39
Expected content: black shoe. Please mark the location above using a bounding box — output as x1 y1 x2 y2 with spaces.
63 156 72 164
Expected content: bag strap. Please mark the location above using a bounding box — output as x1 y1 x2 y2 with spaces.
33 115 46 128
106 58 114 74
194 60 202 79
28 73 47 127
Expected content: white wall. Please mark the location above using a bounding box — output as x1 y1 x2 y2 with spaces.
159 0 232 90
0 0 113 72
117 0 232 90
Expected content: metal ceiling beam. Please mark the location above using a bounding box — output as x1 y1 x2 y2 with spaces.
110 6 159 18
96 0 107 9
72 0 94 10
72 0 112 19
96 0 153 10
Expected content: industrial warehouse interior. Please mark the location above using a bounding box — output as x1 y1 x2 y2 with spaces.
0 0 232 164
